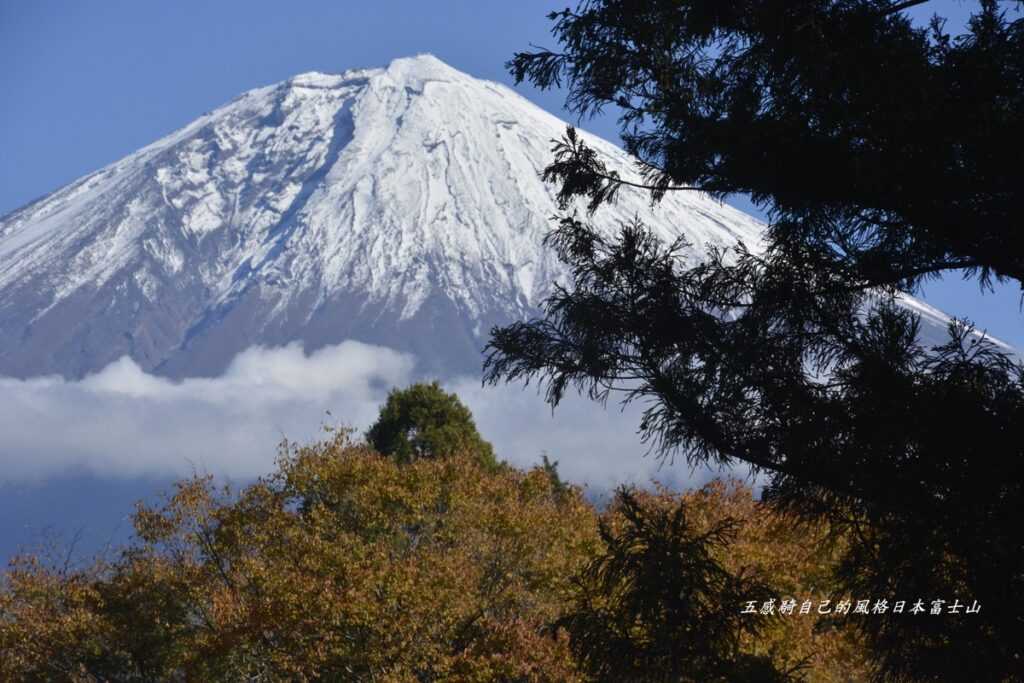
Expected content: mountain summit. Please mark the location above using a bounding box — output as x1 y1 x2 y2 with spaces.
0 55 937 379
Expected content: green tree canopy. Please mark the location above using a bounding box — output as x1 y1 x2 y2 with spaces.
366 381 498 469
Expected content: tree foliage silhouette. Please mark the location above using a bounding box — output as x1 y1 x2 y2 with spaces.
559 488 799 683
486 2 1024 680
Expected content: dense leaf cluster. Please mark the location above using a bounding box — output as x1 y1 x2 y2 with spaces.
559 489 790 682
367 381 498 469
512 0 1024 287
488 2 1024 680
1 432 594 681
0 436 863 681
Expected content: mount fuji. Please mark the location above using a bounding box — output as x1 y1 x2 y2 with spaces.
0 54 952 380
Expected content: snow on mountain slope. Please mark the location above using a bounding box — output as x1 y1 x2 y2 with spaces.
0 55 949 380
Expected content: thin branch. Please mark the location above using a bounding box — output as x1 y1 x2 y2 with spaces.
881 0 932 15
857 258 983 290
589 169 711 194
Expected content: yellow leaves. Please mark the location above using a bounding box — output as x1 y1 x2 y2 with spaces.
0 558 114 681
656 479 871 682
0 432 872 681
0 436 599 680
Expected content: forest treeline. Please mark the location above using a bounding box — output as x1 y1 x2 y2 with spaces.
1 383 873 682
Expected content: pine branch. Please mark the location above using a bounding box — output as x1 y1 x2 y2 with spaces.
881 0 932 15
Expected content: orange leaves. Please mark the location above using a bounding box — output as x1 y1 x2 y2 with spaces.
0 432 870 680
1 434 596 680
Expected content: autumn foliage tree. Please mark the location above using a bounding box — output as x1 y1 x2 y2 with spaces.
1 389 873 682
0 471 871 681
1 431 594 681
558 482 871 683
557 487 789 682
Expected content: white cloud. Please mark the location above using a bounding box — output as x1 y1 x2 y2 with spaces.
0 341 736 491
0 342 412 481
455 380 728 495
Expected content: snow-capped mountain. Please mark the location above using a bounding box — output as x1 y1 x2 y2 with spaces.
0 55 950 379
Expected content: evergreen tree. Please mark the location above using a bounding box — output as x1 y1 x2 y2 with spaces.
367 381 498 469
486 2 1024 680
559 488 798 683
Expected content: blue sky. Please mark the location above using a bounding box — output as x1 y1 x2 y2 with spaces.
1 0 1020 346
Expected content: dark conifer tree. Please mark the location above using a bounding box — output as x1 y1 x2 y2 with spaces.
486 2 1024 680
559 488 797 683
